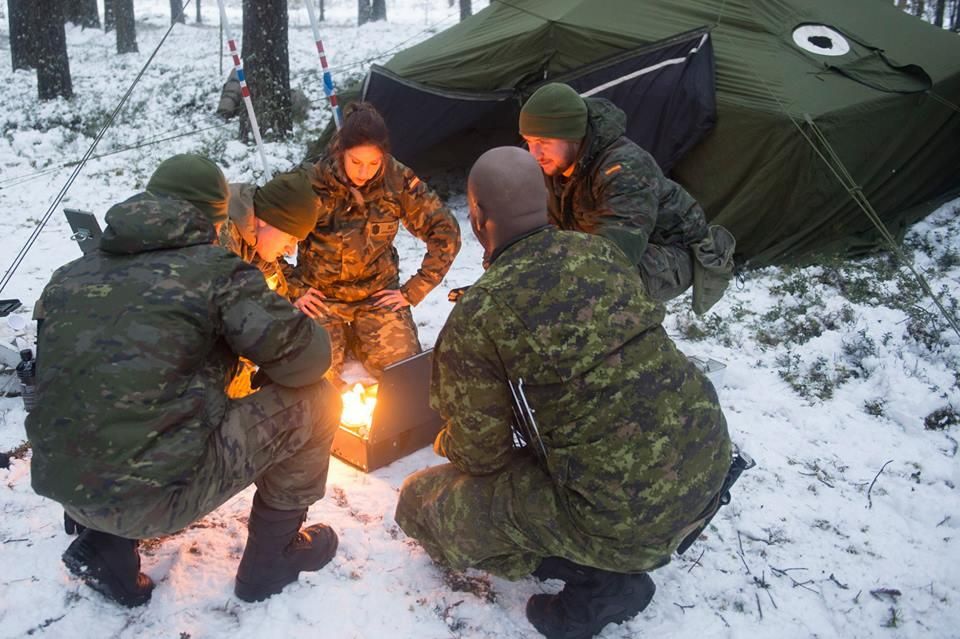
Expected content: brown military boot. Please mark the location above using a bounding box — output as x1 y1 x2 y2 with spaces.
526 559 655 639
62 529 155 607
234 492 339 602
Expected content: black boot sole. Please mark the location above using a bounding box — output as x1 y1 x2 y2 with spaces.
62 545 154 608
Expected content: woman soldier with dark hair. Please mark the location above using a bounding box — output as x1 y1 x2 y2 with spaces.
285 103 461 386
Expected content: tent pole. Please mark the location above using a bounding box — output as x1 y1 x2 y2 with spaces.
304 0 342 129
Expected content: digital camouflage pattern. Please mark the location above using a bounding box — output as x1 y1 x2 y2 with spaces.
218 183 289 296
546 98 709 301
26 192 337 538
396 227 731 579
285 155 461 306
313 297 420 382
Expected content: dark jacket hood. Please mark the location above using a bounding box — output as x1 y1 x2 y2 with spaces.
579 98 627 169
99 192 217 255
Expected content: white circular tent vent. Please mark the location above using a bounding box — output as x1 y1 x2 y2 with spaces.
792 25 851 57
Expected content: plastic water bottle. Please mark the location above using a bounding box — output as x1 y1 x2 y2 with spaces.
15 349 36 412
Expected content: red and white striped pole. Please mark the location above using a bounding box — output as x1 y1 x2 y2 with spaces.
215 0 271 179
303 0 342 130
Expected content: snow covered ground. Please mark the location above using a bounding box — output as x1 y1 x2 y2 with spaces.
1 2 958 638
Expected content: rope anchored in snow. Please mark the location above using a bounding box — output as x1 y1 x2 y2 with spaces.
0 0 193 296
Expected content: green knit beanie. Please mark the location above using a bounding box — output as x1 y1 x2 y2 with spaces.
253 170 319 241
146 154 229 224
519 83 588 140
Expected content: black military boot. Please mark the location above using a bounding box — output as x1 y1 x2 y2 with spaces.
234 492 339 603
62 529 155 607
527 561 656 639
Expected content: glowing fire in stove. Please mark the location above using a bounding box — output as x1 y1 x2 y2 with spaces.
341 383 378 431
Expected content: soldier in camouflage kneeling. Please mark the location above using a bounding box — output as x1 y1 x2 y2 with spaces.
25 155 342 607
395 147 732 639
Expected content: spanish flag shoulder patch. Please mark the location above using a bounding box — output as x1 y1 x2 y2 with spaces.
603 164 623 176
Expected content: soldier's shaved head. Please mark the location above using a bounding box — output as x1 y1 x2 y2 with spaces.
467 147 548 263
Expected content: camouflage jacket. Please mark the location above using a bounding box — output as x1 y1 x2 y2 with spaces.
218 183 289 296
26 193 331 509
432 227 730 562
285 156 461 304
547 99 709 266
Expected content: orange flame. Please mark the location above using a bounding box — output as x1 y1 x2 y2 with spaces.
341 383 378 431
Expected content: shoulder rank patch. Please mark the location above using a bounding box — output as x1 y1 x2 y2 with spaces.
408 176 421 191
603 164 623 176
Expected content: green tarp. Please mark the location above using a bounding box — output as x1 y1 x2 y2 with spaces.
344 0 960 264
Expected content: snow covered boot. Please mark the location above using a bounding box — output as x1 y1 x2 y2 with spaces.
234 492 339 602
526 561 655 639
62 529 155 607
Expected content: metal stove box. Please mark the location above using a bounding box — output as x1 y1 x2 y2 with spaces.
330 349 442 472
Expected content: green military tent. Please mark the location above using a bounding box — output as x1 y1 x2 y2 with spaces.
348 0 960 265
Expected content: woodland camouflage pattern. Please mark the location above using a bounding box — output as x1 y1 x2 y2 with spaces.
313 298 421 381
285 155 461 305
26 192 338 538
396 227 730 578
218 183 288 296
546 98 709 301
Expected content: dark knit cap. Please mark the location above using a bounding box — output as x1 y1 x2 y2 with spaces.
519 83 588 140
253 170 319 241
146 154 229 224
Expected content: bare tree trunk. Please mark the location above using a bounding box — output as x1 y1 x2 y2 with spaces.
914 0 926 18
104 0 115 32
241 0 292 140
358 0 371 25
196 0 202 24
35 0 73 100
952 0 960 30
170 0 185 24
459 0 472 21
320 0 324 21
371 0 386 21
65 0 101 28
115 0 138 54
9 0 38 70
934 0 946 25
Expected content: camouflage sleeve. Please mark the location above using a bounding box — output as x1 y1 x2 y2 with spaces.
584 151 663 266
396 169 462 306
214 257 331 388
431 291 515 475
280 261 307 301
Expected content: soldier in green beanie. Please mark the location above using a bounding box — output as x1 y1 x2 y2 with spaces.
27 154 343 608
220 169 320 297
520 83 734 311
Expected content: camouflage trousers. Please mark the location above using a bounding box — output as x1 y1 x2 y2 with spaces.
395 455 674 581
65 380 342 539
314 297 421 382
640 242 694 302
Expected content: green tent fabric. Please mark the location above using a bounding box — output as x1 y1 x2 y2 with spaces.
326 0 960 265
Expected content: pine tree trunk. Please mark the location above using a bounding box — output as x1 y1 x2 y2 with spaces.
914 0 926 18
241 0 292 140
371 0 386 21
459 0 472 21
65 0 101 29
9 0 38 70
170 0 185 24
952 0 960 30
358 0 371 25
35 0 73 100
115 0 138 54
934 0 946 25
196 0 202 24
104 0 115 32
320 0 325 21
